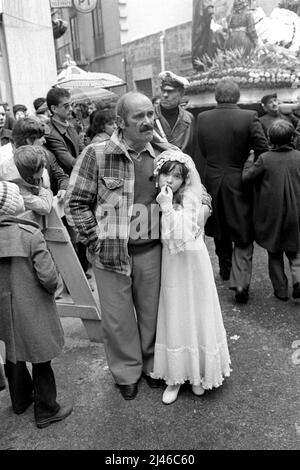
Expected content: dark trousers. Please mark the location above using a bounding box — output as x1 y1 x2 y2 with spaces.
4 360 59 421
230 242 254 290
76 241 90 273
214 237 233 275
62 216 89 274
268 250 300 297
213 193 233 276
215 237 253 290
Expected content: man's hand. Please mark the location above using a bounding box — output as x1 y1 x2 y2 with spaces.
57 190 66 203
247 149 255 163
156 185 173 212
203 205 211 225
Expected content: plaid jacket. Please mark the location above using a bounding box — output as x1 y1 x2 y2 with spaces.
65 130 212 275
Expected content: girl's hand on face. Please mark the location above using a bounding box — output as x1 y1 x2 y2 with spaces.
156 184 173 208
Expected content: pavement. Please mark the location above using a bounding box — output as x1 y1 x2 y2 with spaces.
0 239 299 451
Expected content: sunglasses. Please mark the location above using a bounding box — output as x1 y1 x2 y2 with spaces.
59 102 71 110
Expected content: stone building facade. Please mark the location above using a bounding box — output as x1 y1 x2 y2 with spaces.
123 22 193 99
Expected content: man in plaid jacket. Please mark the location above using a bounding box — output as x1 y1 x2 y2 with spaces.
65 92 212 400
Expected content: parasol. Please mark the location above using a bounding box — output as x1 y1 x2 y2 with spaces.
57 58 125 89
69 87 118 104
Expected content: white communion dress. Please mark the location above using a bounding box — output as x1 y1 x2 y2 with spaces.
151 189 231 389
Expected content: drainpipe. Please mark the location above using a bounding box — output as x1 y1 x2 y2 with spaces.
160 30 165 72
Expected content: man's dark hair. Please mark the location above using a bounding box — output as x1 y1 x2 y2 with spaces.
46 86 70 110
33 97 46 111
12 117 45 148
14 145 46 176
215 78 240 104
268 119 295 147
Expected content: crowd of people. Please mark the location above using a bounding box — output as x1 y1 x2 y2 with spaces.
1 71 300 427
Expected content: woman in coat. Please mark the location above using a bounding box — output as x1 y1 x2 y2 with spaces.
0 181 72 428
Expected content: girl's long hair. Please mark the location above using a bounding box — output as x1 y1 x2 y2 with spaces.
158 161 189 205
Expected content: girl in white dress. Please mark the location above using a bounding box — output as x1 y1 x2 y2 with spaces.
151 150 231 405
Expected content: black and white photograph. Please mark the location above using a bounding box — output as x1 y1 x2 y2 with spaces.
0 0 299 454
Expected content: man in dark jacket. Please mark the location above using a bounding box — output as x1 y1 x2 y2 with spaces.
197 78 268 303
45 87 90 275
154 71 195 156
45 87 80 175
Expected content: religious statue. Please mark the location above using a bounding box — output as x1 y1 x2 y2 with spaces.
192 1 226 68
225 0 258 55
191 0 300 69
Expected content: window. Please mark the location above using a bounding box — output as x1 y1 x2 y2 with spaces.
135 79 153 99
70 15 81 62
92 1 105 57
56 44 72 70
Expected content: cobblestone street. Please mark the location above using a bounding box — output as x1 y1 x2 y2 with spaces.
0 239 299 450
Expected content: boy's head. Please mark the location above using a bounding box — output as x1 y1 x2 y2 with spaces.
13 145 47 186
0 181 25 216
12 117 46 148
268 119 295 147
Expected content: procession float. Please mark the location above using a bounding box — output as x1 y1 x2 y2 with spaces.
187 0 300 113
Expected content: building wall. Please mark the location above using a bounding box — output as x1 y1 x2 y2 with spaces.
123 22 192 97
0 0 57 113
90 0 124 79
119 0 193 44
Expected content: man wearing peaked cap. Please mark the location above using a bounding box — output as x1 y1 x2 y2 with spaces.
154 70 195 157
259 92 297 140
159 70 190 89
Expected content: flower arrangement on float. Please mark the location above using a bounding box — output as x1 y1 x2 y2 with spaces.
187 45 300 94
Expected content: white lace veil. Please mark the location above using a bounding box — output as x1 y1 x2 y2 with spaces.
154 149 203 204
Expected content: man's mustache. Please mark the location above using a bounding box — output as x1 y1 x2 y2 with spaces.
140 124 153 132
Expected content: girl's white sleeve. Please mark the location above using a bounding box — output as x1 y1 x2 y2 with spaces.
161 193 204 252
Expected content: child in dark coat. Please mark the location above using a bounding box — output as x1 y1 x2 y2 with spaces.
0 181 73 428
242 119 300 300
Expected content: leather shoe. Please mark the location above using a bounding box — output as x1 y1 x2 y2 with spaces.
142 373 164 389
274 292 289 301
292 282 300 299
235 287 249 304
117 383 138 400
36 404 73 429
